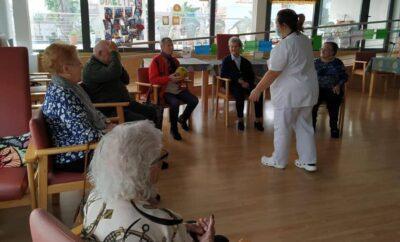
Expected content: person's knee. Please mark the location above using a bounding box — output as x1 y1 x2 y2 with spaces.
191 96 199 106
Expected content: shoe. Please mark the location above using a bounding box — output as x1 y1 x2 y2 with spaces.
261 156 286 169
170 129 182 140
238 121 245 131
161 161 169 170
295 159 317 172
178 116 190 131
331 129 339 138
254 121 264 132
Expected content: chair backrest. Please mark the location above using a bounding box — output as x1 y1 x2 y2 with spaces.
355 52 376 62
0 47 31 137
29 109 54 170
216 34 237 60
137 67 151 94
30 208 82 242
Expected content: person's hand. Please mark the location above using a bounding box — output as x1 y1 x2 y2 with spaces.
197 215 215 242
169 73 184 83
249 89 261 102
332 84 340 95
240 81 249 89
104 123 116 133
186 223 205 235
108 41 118 52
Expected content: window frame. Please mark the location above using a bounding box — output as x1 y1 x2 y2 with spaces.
29 0 396 52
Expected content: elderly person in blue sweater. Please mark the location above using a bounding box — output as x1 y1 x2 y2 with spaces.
312 42 348 138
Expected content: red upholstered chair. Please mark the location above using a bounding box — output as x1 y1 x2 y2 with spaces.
0 47 36 209
27 110 99 210
216 34 237 60
30 208 82 242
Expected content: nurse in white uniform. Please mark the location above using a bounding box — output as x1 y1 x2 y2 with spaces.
249 9 319 172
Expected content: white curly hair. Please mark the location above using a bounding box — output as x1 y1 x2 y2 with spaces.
88 121 162 202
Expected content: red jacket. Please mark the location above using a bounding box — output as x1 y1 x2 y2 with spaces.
148 54 180 100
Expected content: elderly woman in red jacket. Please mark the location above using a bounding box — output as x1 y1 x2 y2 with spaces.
149 37 198 141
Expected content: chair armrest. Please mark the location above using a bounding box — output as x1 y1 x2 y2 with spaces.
93 102 130 108
134 82 161 89
71 224 83 236
353 61 368 64
25 143 38 163
216 76 231 82
35 143 98 157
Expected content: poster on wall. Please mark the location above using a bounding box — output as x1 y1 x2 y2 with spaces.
102 0 145 45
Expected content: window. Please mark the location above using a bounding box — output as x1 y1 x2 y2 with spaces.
154 0 210 49
215 0 255 41
270 1 315 40
88 0 149 48
0 0 15 46
364 0 390 49
28 0 83 50
318 0 363 48
390 0 400 53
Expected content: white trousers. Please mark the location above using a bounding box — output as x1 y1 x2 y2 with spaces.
272 107 317 166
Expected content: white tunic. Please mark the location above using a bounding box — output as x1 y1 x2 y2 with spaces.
83 192 194 242
268 32 319 108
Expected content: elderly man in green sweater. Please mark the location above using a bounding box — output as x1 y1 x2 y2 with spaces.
82 40 157 123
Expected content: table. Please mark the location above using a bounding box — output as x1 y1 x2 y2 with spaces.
367 57 400 97
143 58 211 113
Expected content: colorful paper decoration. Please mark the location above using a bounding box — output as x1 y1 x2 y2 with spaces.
312 35 322 51
194 45 210 55
258 40 273 52
244 40 258 52
363 29 375 39
375 29 388 39
162 16 169 25
211 43 217 55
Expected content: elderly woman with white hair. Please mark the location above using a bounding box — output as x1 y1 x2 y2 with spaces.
83 121 229 242
220 36 264 131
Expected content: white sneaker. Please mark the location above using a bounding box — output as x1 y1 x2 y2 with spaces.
261 156 286 169
295 159 317 172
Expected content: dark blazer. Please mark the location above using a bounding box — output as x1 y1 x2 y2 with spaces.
220 55 255 88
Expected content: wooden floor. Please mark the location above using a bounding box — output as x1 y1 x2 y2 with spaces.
1 86 400 242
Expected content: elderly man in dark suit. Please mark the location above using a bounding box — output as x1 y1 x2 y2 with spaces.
220 37 264 131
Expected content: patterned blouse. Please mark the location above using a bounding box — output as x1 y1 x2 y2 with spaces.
42 83 103 165
314 58 348 89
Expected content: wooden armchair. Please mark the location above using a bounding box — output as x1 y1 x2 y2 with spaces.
0 47 37 210
26 103 126 210
214 76 252 127
351 52 376 92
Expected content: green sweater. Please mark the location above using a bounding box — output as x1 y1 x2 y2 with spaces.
82 51 131 103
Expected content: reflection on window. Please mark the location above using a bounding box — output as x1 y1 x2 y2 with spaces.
155 1 210 50
318 0 362 48
270 2 315 40
28 0 82 50
215 0 255 41
88 0 148 48
365 0 390 49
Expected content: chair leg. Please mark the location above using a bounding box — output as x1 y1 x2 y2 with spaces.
38 157 49 210
51 193 60 205
361 74 366 93
339 102 345 136
224 98 229 127
215 96 219 119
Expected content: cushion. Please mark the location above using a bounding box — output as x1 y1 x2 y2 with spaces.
0 167 28 201
0 132 30 168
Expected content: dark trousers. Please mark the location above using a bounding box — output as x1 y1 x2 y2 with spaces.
231 83 263 118
164 90 199 130
312 88 343 130
124 101 158 124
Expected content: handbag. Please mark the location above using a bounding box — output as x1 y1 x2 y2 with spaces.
73 142 92 227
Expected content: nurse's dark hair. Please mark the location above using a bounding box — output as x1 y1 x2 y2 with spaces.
324 42 339 56
276 9 304 32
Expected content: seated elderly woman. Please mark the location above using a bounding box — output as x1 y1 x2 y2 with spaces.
220 37 264 131
42 43 114 172
83 121 228 242
312 42 348 138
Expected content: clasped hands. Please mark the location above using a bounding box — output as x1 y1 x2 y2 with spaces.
185 215 215 242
